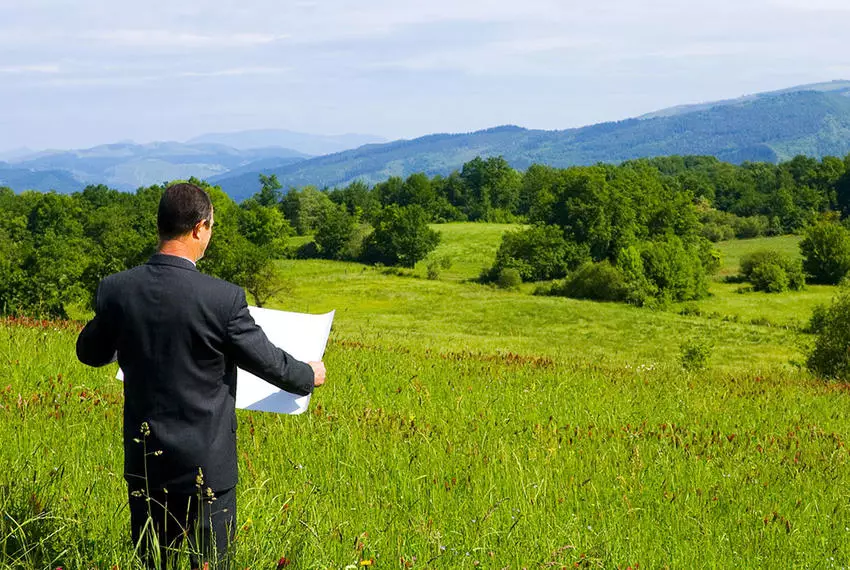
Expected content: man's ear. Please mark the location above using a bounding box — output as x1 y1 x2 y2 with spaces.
191 221 203 240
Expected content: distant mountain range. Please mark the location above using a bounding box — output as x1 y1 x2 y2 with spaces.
3 81 850 200
0 130 383 194
0 142 310 193
210 81 850 200
187 130 387 155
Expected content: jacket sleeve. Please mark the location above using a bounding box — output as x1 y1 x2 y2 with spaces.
76 282 119 367
225 289 315 396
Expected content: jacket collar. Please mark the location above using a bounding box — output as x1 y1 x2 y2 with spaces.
147 253 199 271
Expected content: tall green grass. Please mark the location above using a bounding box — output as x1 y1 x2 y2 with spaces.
2 228 849 568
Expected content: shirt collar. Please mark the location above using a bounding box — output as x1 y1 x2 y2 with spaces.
147 253 199 270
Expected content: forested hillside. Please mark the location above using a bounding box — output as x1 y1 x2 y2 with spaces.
214 87 850 197
3 151 850 318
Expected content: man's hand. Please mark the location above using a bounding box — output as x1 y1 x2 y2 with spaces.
309 361 326 387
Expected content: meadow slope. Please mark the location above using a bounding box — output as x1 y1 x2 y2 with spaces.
2 225 848 569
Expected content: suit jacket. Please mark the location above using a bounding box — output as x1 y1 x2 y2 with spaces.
76 253 314 493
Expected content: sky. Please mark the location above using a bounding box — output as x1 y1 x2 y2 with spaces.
1 0 849 151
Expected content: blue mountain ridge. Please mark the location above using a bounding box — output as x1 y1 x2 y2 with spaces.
3 81 850 199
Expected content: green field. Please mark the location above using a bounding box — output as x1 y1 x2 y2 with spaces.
3 225 850 569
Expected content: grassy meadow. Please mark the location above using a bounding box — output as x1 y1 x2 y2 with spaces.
3 224 850 569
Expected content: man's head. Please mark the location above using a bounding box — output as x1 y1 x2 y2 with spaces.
157 183 214 262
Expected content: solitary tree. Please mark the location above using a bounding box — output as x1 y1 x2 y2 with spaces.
362 205 440 267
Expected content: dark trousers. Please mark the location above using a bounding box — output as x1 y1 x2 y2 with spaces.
128 485 236 570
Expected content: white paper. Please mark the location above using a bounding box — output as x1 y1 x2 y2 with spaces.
117 307 334 415
236 307 334 414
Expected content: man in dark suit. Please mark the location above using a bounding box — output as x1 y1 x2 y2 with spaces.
76 183 325 568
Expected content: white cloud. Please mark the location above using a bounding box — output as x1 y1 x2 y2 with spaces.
0 64 61 74
84 29 288 48
770 0 850 11
2 0 850 149
33 65 293 87
177 66 292 78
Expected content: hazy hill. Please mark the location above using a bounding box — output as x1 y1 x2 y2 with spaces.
212 84 850 197
0 163 85 194
639 79 850 119
6 142 309 192
6 81 850 198
187 129 387 156
0 148 36 162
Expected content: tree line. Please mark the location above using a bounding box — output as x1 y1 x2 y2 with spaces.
3 152 850 317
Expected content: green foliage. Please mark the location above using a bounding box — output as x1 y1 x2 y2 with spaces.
486 225 588 283
281 186 336 235
749 263 789 293
314 204 360 260
679 338 713 371
328 180 382 223
699 208 737 242
424 255 452 281
800 220 850 284
254 174 283 207
733 215 771 239
637 237 711 303
739 250 806 293
529 163 702 262
198 184 292 307
246 152 849 258
361 205 441 268
610 238 714 306
549 262 629 302
806 287 850 379
807 303 830 334
459 156 522 221
0 187 161 317
495 267 522 290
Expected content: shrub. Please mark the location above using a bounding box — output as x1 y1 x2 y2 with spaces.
361 205 440 268
496 268 522 290
739 249 805 292
314 204 358 260
281 187 336 235
635 237 711 304
678 302 703 317
806 288 850 379
486 224 589 283
806 304 829 334
698 209 738 242
701 222 735 243
295 241 320 259
800 220 850 284
679 338 712 371
749 263 788 293
549 262 628 302
733 216 770 239
425 255 452 280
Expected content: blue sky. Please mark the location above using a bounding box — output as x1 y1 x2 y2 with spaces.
1 0 849 151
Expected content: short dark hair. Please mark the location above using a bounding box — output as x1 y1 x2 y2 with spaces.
157 183 213 240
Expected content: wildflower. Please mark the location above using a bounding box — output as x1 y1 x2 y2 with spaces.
277 557 291 568
360 560 374 567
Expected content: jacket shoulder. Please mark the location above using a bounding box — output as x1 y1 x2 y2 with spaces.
191 271 243 296
100 264 242 301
